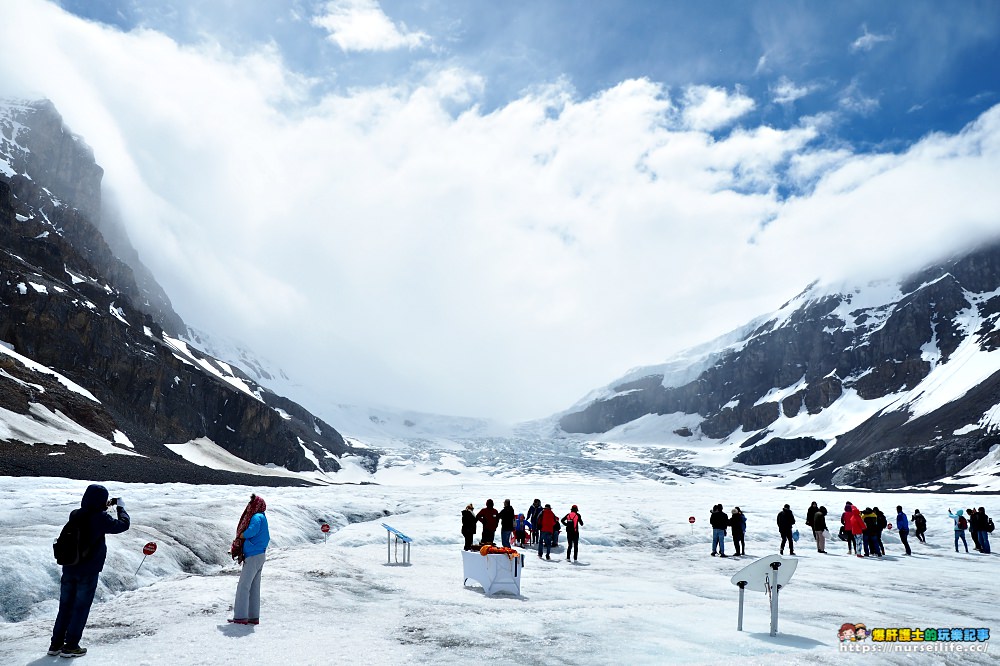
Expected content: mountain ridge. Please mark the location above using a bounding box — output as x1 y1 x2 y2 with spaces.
557 239 1000 490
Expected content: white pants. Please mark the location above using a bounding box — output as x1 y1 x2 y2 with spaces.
234 553 266 620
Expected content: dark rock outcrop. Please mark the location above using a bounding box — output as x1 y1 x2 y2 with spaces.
827 437 998 491
0 179 13 225
733 437 826 466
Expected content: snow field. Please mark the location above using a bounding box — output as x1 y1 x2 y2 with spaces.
0 475 997 665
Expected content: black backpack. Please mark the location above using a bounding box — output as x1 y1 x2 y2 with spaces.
53 511 92 566
989 518 995 533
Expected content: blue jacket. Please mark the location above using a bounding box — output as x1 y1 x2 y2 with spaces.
65 484 130 576
242 512 269 557
896 512 909 531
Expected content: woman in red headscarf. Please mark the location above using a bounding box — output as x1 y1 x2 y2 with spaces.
229 494 269 625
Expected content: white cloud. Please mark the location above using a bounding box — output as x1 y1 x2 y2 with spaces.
753 54 768 75
850 24 893 53
770 76 817 105
838 79 880 115
312 0 429 52
1 1 999 423
680 85 756 131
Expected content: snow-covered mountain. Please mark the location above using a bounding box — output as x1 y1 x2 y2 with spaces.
557 243 1000 490
6 97 1000 494
1 99 376 484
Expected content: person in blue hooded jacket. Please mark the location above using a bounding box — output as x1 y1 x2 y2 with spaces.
948 508 969 553
895 505 912 555
230 494 270 625
49 484 130 658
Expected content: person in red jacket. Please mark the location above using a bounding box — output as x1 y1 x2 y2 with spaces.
848 505 866 559
476 499 500 545
536 504 559 560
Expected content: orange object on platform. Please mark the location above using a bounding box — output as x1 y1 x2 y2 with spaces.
479 545 519 559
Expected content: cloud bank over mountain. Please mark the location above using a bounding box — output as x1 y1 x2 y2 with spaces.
1 0 998 421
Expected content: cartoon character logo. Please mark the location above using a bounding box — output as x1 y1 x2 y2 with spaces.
838 623 856 642
854 623 869 642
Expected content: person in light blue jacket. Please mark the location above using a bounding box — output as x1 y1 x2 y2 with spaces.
230 494 270 625
948 508 969 553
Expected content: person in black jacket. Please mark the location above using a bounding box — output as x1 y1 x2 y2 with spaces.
776 504 796 555
911 509 927 543
805 501 819 542
967 509 981 551
874 507 888 556
841 502 856 554
730 507 746 556
974 507 991 554
461 503 477 551
561 505 584 561
710 504 729 557
49 484 130 658
498 499 516 548
812 506 828 553
525 499 543 545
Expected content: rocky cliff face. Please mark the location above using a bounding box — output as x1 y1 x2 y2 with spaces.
1 99 377 484
0 99 102 220
1 100 183 336
558 240 1000 490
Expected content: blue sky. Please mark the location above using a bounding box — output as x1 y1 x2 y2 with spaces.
55 0 1000 148
3 1 1000 421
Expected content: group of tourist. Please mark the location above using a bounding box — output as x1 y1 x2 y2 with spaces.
45 482 995 661
948 507 994 554
709 501 994 559
461 498 584 561
708 504 747 557
831 502 993 557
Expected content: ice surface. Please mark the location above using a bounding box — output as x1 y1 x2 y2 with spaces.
0 470 996 665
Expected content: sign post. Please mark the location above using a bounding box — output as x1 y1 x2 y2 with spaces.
730 555 797 636
135 542 157 576
736 581 747 631
688 516 695 534
321 523 330 543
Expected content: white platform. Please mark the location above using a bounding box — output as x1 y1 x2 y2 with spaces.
462 550 524 596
